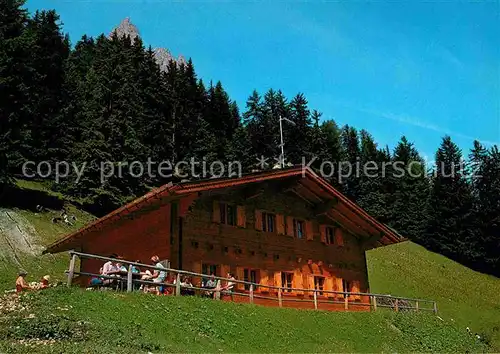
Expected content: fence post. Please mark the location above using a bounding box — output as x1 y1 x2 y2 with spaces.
433 301 438 314
127 264 133 292
215 280 221 300
372 296 377 311
67 254 76 287
344 294 348 310
175 273 181 296
313 290 318 310
249 284 254 304
415 301 419 312
278 289 283 307
394 298 399 312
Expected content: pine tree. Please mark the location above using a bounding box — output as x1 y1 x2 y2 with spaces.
356 131 391 222
470 141 500 275
20 10 70 167
287 93 312 164
339 125 361 201
262 89 288 166
205 81 236 157
244 90 280 167
138 47 173 186
387 136 430 240
312 118 343 187
227 125 253 174
425 136 476 263
0 0 31 186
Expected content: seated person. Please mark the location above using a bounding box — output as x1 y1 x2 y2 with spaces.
158 277 173 295
114 259 128 290
222 273 235 292
158 273 175 295
180 276 195 296
131 261 141 274
102 255 119 275
220 273 235 299
16 270 31 293
89 267 104 287
131 261 142 290
40 275 50 289
116 261 128 273
101 254 120 286
202 274 217 298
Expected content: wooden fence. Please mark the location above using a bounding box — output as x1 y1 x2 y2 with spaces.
65 251 438 313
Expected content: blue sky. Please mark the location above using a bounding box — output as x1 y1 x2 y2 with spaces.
26 0 499 160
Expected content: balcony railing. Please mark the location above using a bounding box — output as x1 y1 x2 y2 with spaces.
65 251 438 313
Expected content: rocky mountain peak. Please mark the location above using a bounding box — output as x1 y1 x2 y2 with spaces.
110 17 140 43
110 17 186 72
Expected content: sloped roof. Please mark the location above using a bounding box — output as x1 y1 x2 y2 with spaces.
43 166 402 254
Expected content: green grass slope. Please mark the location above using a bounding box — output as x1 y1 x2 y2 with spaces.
0 288 488 353
367 241 500 350
0 180 96 291
0 181 498 352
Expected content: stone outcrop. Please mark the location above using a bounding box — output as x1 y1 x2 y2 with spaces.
110 17 186 72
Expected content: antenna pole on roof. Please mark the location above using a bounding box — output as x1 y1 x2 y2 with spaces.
278 115 295 168
279 115 285 168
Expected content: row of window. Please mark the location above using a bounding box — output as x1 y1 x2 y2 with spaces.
262 212 307 239
215 202 343 245
201 264 354 297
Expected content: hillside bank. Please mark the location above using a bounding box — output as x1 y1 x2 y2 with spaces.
0 288 488 353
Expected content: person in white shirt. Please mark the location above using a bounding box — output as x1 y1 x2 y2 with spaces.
222 273 235 292
101 254 120 286
150 255 166 283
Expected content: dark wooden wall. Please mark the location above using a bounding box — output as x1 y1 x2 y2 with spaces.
178 185 369 301
79 203 172 278
77 182 372 306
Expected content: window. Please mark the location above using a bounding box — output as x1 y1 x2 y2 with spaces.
262 212 276 233
293 219 304 239
326 227 335 244
281 272 293 293
342 279 351 298
243 269 259 290
314 276 325 295
219 203 236 226
201 264 218 285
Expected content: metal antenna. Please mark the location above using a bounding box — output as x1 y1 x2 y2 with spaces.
279 115 295 168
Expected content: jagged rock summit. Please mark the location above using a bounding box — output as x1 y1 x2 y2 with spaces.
110 17 139 43
110 17 186 72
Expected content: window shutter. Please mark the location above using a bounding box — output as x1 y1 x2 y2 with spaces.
259 271 269 292
320 225 327 243
293 269 303 294
335 228 344 246
236 267 245 290
237 206 246 227
305 221 313 240
351 280 361 300
276 214 285 235
274 272 282 291
286 216 294 237
255 210 263 231
308 275 315 291
325 277 334 296
212 200 220 223
334 276 344 299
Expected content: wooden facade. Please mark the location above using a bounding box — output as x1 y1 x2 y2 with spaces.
44 167 401 310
